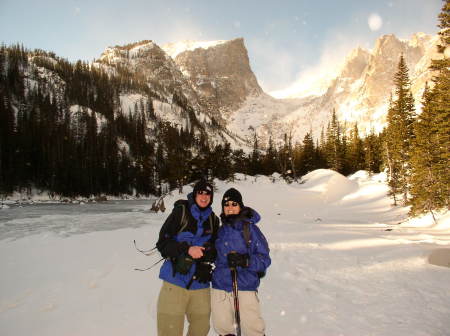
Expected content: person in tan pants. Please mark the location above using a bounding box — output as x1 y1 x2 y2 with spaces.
157 281 211 335
156 180 220 336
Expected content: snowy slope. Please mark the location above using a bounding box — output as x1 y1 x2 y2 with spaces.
0 170 449 336
231 33 441 142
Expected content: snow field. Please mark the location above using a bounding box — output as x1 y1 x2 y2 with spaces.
0 169 449 335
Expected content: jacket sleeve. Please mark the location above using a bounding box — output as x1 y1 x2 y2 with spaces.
156 205 190 258
248 225 271 273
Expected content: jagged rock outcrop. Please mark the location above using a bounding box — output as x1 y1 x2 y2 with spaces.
97 40 202 110
230 32 441 144
164 38 263 123
95 40 249 148
95 33 440 146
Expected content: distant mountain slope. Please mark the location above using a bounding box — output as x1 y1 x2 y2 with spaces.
230 33 440 144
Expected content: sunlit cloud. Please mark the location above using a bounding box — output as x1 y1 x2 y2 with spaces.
368 13 383 31
269 31 367 98
247 38 305 94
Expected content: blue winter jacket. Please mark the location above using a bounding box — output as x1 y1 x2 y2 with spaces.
212 207 271 292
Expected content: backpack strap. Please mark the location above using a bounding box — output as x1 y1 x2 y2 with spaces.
208 213 214 234
177 203 215 235
177 203 189 234
242 221 251 248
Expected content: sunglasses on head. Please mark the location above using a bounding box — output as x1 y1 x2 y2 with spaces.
224 201 239 207
197 190 211 195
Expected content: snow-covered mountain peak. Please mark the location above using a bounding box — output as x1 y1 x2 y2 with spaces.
162 39 229 59
98 40 161 64
403 32 432 48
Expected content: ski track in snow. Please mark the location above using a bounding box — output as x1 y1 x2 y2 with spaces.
0 170 449 336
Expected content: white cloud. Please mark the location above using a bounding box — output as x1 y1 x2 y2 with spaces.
268 32 366 99
368 13 383 31
247 38 305 94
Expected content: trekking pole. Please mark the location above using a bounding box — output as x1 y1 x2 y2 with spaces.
231 267 242 336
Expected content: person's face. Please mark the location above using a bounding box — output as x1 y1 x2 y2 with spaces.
195 190 211 208
223 201 241 215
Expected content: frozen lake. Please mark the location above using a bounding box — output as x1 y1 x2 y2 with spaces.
0 200 155 240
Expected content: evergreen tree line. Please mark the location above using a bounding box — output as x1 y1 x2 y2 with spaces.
0 43 385 199
383 0 449 216
1 0 447 217
245 115 383 182
0 44 225 198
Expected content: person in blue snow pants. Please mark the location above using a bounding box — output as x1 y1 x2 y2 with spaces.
211 188 271 336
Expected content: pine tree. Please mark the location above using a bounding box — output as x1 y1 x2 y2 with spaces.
364 129 383 174
325 110 344 173
249 132 262 176
409 85 443 214
384 56 416 205
347 123 365 174
262 136 278 175
410 0 450 214
298 132 316 176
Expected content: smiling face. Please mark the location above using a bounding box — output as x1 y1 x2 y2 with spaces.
195 190 211 209
223 201 241 216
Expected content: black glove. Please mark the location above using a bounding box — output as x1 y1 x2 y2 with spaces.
174 254 194 275
227 252 249 268
200 242 217 263
194 262 213 283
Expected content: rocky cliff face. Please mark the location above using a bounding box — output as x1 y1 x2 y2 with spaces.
95 33 439 146
231 33 441 145
164 38 263 123
97 38 263 130
97 40 202 110
330 33 440 132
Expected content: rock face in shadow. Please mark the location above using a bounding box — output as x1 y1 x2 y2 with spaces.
171 38 263 123
428 249 450 268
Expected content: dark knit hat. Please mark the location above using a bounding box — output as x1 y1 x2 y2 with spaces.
221 188 244 209
193 180 214 207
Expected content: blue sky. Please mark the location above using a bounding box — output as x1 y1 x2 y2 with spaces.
0 0 443 93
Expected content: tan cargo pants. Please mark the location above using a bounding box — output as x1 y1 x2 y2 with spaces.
157 281 211 336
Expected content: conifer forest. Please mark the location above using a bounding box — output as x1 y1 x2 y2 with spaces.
0 1 448 218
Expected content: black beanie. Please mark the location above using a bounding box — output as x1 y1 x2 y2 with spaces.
221 188 244 209
193 180 214 206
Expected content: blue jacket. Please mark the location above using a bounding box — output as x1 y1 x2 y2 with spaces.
212 207 271 292
157 193 220 290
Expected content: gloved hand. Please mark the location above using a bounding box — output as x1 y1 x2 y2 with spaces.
194 262 213 283
200 242 217 263
174 254 194 275
227 252 249 268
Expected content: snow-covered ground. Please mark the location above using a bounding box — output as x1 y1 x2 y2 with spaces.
0 169 449 336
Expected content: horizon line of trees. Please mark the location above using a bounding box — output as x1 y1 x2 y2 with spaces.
0 42 383 199
0 1 448 218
